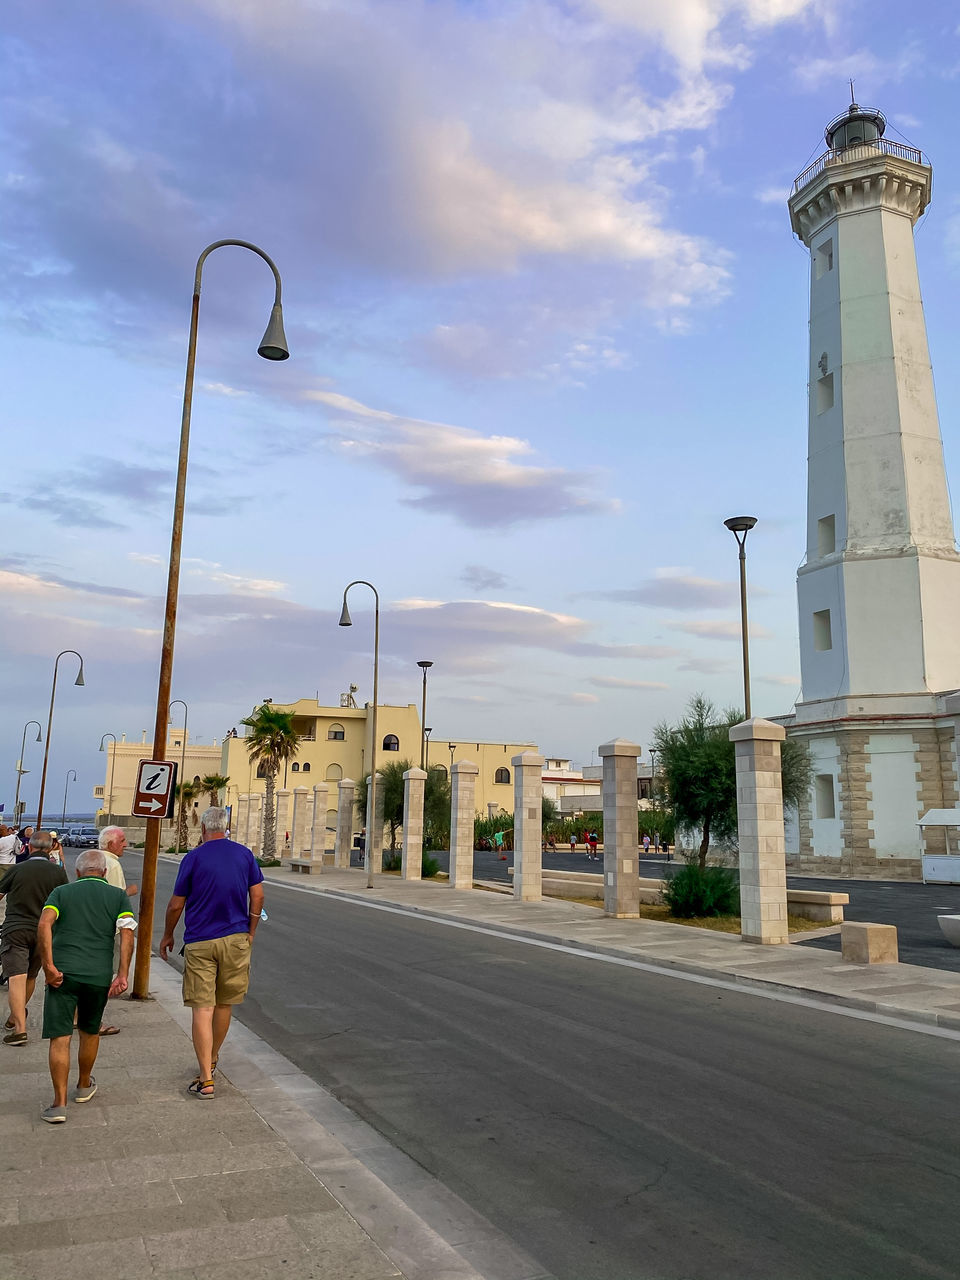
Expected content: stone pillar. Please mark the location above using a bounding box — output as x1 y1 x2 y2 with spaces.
730 718 789 945
513 752 545 902
449 759 479 890
336 778 356 869
275 788 292 857
291 786 309 855
402 768 427 880
365 773 385 874
237 794 250 847
311 783 329 861
250 795 263 857
600 739 641 918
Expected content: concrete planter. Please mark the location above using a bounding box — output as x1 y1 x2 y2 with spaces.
937 914 960 947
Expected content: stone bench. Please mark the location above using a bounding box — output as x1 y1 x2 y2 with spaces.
288 858 315 874
841 921 898 964
784 889 848 923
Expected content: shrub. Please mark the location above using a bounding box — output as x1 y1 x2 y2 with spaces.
662 860 739 918
383 851 401 871
422 853 440 878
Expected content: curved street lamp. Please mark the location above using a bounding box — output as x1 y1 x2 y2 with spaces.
417 661 433 771
169 699 189 856
339 581 380 890
724 515 758 719
134 239 290 1002
14 721 42 825
99 733 117 827
61 769 78 827
36 650 84 828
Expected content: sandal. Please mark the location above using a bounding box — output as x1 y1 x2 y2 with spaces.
188 1078 215 1099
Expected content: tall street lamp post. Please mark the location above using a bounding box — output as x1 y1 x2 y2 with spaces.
14 721 42 825
99 733 117 827
339 581 380 890
169 700 189 856
417 661 433 770
37 650 85 829
134 239 290 1001
61 769 78 827
724 515 759 720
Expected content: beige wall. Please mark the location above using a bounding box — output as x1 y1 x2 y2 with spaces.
97 731 223 827
222 698 536 817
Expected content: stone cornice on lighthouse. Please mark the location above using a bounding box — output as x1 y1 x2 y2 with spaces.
789 145 931 244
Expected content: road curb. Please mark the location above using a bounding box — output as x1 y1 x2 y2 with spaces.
259 874 960 1036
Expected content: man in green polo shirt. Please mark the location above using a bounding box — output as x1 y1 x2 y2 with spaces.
35 848 136 1124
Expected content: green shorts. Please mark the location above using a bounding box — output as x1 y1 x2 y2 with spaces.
43 975 110 1039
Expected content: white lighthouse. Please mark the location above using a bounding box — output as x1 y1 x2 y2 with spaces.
783 102 960 876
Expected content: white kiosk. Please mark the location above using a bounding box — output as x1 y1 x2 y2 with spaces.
918 809 960 884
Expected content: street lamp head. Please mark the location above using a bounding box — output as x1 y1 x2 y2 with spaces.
257 303 290 361
417 660 433 671
35 727 42 743
74 664 85 687
338 598 353 628
424 727 432 737
724 515 758 534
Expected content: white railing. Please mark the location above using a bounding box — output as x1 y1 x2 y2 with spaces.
794 138 924 191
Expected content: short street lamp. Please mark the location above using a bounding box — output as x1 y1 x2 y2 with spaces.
339 581 380 890
724 515 758 720
99 733 117 826
417 661 433 770
61 769 78 827
14 721 42 825
134 239 290 1002
424 727 433 773
37 650 85 829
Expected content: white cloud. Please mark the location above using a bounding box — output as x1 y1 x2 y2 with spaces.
309 389 618 528
589 676 670 690
184 560 287 594
589 568 742 610
755 185 787 205
793 44 922 91
758 672 801 686
669 619 773 640
202 382 249 398
562 692 601 705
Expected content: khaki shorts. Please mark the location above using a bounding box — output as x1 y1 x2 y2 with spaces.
182 933 252 1008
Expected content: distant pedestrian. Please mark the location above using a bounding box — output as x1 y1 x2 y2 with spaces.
0 827 18 867
547 836 557 854
642 834 651 856
15 827 34 862
588 832 599 860
0 832 68 1045
47 832 65 867
159 807 264 1100
569 833 577 853
36 847 136 1122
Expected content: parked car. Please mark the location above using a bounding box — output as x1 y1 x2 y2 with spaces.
69 826 100 848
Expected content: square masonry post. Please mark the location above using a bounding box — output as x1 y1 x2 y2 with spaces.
236 794 250 846
730 718 789 945
513 751 545 902
311 782 329 863
336 778 356 869
449 759 479 890
291 785 309 855
365 773 385 874
275 788 292 857
600 739 641 918
402 767 427 880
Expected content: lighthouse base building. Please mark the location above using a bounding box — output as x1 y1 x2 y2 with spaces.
780 103 960 878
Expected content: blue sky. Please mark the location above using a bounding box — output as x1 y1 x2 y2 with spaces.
4 0 960 811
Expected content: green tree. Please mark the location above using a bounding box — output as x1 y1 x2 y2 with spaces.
240 704 300 862
356 760 452 852
653 694 812 868
424 767 450 850
201 773 230 807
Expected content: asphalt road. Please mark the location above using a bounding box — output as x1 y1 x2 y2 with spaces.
130 853 960 1280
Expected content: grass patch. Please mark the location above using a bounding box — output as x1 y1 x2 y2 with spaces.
563 897 824 934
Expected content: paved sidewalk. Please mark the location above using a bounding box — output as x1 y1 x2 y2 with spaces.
0 959 532 1280
258 864 960 1034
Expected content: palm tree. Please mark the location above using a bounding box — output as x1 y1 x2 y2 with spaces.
201 773 230 807
240 704 300 862
174 779 202 853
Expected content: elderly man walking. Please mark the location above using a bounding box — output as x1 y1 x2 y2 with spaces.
36 848 136 1122
0 832 68 1045
97 826 138 1037
160 807 264 1099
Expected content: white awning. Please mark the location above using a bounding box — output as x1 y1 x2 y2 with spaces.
918 809 960 828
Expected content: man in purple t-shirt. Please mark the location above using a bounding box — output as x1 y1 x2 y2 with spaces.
160 807 264 1099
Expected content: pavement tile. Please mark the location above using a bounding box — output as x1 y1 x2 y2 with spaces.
107 1140 299 1185
0 1217 73 1252
142 1214 310 1271
70 1197 231 1245
288 1212 406 1277
19 1178 180 1224
15 1158 112 1195
0 1236 152 1280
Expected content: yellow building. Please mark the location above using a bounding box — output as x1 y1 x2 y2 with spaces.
220 696 537 820
96 729 223 829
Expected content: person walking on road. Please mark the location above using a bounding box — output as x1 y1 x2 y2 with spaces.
159 806 264 1100
35 847 136 1122
97 826 138 1036
0 832 68 1045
